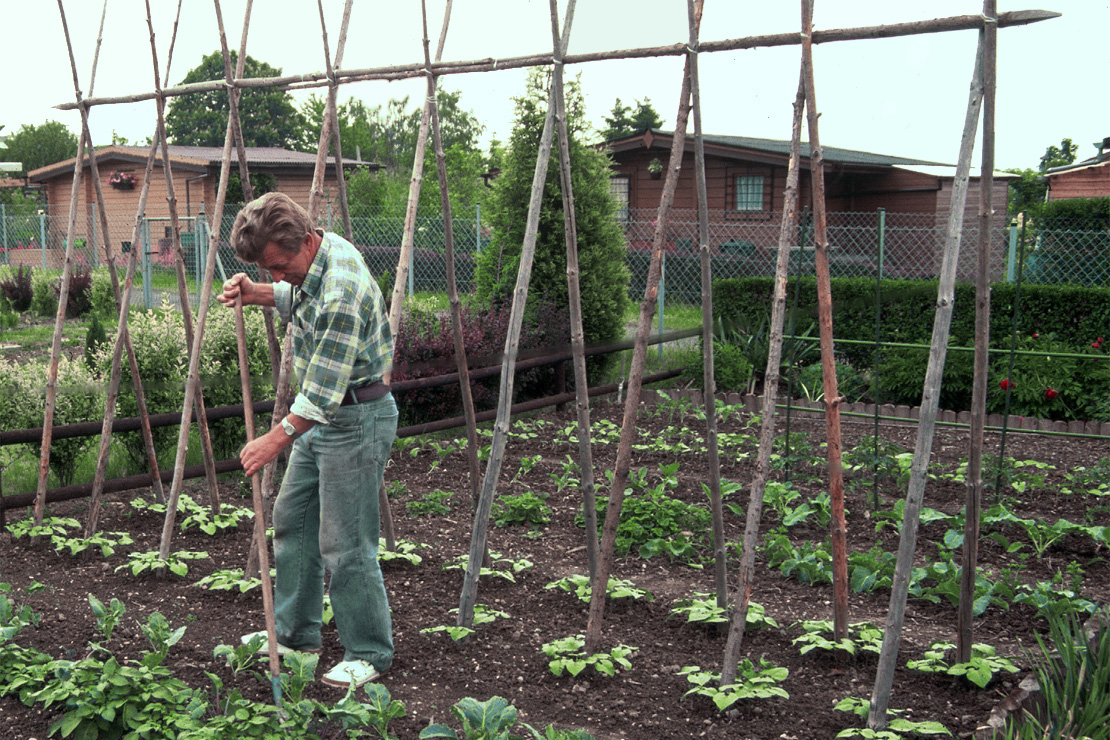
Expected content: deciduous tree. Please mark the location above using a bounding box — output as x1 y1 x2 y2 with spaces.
0 121 78 177
165 51 305 149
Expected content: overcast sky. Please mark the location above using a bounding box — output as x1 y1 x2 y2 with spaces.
3 0 1107 171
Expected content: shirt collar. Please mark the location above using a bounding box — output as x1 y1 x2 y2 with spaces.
298 229 328 300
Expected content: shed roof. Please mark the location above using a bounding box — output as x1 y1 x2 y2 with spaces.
609 129 948 169
28 144 375 182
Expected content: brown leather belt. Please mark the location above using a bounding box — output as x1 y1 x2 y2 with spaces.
340 381 390 406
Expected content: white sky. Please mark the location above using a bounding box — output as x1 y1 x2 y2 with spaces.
2 1 1107 171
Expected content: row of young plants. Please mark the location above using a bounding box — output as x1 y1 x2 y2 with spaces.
0 583 598 740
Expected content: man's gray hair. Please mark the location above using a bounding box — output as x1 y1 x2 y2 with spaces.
230 192 315 263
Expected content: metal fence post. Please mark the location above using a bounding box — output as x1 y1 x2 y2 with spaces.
142 213 153 309
1 203 6 264
90 215 98 268
1006 219 1018 283
408 244 414 298
39 210 47 269
475 202 481 252
197 205 206 302
657 249 666 361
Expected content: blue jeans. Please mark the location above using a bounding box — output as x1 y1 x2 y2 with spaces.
272 393 397 669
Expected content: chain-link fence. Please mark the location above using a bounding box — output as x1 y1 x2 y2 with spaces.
2 202 1107 312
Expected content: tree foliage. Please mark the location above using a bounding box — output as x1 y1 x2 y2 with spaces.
1006 138 1084 216
0 121 78 177
310 89 490 217
165 51 305 149
600 97 665 141
475 69 629 362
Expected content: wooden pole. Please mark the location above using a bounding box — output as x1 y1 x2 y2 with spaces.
157 0 250 561
56 10 1058 113
315 0 355 242
686 0 727 608
34 0 95 529
547 0 599 579
958 0 997 664
584 1 702 655
800 0 850 641
419 0 481 509
234 297 282 695
869 36 986 731
720 68 807 686
456 0 577 632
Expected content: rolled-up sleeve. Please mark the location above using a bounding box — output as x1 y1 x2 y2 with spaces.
273 282 294 323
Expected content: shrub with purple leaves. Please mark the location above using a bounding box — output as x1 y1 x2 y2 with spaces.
0 265 34 312
392 299 570 426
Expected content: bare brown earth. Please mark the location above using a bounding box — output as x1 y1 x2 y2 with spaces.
1 397 1108 739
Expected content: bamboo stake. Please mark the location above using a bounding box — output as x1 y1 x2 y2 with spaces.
34 0 96 529
157 0 251 562
387 1 453 363
419 0 480 508
800 0 850 641
869 36 986 732
958 0 997 664
584 1 702 655
686 0 727 608
234 297 282 700
74 0 167 526
720 69 807 686
457 0 577 632
317 0 355 242
547 0 599 578
55 10 1057 113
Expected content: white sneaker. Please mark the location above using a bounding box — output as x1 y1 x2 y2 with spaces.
321 659 383 688
239 630 320 655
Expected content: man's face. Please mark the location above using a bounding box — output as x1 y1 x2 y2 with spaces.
258 237 312 286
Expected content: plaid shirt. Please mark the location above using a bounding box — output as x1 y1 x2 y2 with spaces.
273 232 392 424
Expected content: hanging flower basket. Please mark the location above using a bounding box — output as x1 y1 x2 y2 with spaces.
108 171 135 190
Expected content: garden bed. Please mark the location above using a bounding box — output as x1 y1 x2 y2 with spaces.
1 398 1108 738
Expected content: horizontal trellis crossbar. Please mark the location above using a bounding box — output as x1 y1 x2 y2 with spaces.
55 10 1057 112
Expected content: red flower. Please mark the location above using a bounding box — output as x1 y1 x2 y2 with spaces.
999 379 1015 391
1099 337 1104 342
1044 388 1058 401
1094 342 1102 349
1032 333 1039 339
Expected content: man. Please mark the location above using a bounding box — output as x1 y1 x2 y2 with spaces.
217 191 397 689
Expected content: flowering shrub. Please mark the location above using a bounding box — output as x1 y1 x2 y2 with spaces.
92 299 274 468
987 333 1110 421
0 356 105 485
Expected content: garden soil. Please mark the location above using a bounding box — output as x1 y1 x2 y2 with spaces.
1 399 1108 739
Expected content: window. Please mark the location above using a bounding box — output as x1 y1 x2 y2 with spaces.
735 175 765 211
609 175 630 224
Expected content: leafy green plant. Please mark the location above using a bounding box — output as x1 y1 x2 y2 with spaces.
54 530 134 557
179 501 253 535
679 659 789 711
1013 579 1098 620
116 549 208 577
194 568 270 593
1007 611 1110 740
547 455 580 493
421 604 510 642
420 695 524 740
407 489 454 517
1060 457 1110 496
513 454 543 481
88 594 126 642
378 538 428 566
669 594 778 629
541 635 636 678
834 696 951 737
762 532 833 585
5 513 81 540
544 574 652 603
906 641 1019 688
444 552 533 583
492 491 551 529
792 620 883 658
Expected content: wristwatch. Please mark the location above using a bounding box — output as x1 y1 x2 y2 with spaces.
281 417 300 440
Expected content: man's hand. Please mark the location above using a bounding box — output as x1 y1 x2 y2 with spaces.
239 429 286 477
217 272 255 307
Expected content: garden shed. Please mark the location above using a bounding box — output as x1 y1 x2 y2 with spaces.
1044 136 1110 200
26 145 374 262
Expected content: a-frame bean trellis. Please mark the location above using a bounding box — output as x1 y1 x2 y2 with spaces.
32 0 1057 727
